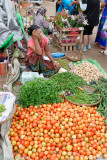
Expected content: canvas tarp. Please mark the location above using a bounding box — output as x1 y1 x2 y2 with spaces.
0 0 24 49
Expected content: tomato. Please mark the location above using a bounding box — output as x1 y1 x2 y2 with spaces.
32 122 37 128
9 102 107 160
47 124 52 130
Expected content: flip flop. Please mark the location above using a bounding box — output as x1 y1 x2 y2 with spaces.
100 51 107 55
99 45 106 50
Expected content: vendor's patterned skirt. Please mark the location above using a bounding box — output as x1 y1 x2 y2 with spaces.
25 53 59 78
95 15 107 49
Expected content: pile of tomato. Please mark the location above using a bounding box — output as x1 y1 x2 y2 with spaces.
9 102 107 160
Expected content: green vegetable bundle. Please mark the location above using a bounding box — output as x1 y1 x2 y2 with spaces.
93 77 107 123
50 72 86 92
0 104 6 116
19 78 62 107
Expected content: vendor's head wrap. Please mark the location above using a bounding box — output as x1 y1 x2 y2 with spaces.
36 7 47 16
28 25 40 36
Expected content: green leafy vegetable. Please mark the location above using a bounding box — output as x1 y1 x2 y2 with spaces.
0 104 6 116
92 77 107 123
19 78 62 107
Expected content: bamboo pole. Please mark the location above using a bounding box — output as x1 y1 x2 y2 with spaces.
18 0 20 13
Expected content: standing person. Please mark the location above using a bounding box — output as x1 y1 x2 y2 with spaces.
35 7 52 35
95 0 107 50
57 0 76 15
25 25 60 78
70 0 87 13
70 0 100 52
83 0 100 51
56 0 62 12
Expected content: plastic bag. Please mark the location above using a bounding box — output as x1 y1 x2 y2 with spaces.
20 72 44 84
103 18 107 31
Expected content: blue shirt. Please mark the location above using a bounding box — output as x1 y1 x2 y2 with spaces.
58 0 75 15
103 0 107 16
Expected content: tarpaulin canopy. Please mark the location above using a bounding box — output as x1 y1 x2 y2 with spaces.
0 0 24 50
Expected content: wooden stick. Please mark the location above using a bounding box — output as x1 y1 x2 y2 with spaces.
18 0 20 13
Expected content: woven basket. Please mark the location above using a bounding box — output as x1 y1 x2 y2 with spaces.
66 50 83 62
0 104 16 125
0 53 9 76
64 86 102 106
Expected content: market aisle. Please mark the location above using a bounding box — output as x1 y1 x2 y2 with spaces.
43 1 107 72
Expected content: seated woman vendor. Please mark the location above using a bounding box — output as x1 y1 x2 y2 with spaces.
25 25 60 78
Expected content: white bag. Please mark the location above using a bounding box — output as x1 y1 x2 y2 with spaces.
103 18 107 31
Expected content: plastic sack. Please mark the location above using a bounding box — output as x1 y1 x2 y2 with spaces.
103 18 107 31
20 72 44 84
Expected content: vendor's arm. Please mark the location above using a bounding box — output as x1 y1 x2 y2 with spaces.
70 0 79 6
57 0 62 5
29 39 42 56
101 0 107 8
44 44 60 69
43 18 49 29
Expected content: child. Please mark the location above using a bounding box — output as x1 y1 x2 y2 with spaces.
25 25 60 77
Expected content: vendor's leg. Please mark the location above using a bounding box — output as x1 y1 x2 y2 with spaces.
40 61 59 78
28 61 40 73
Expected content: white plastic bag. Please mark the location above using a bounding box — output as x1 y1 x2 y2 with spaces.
20 72 44 84
103 18 107 31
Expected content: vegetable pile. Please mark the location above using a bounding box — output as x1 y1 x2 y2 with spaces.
50 72 86 92
19 72 102 107
56 59 71 71
19 78 62 107
65 88 100 105
9 103 107 160
93 77 107 124
73 61 104 84
0 104 6 116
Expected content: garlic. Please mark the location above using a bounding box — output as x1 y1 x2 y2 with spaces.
73 61 104 84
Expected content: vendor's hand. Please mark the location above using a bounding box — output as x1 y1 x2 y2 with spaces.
70 0 76 6
53 61 60 70
32 29 43 41
46 19 52 22
70 2 74 6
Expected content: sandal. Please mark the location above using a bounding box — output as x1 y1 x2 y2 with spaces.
100 51 107 55
99 45 106 50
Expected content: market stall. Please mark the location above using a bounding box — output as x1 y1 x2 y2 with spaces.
0 1 107 160
8 72 107 160
52 11 88 61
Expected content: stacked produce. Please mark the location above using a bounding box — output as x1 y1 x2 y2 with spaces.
93 77 107 124
9 103 107 160
18 78 62 107
73 61 103 84
19 72 86 108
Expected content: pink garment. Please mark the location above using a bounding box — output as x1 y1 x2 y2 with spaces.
27 36 48 56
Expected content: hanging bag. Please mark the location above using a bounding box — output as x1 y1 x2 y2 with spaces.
103 18 107 31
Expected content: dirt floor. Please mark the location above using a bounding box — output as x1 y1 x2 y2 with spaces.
0 2 107 160
43 1 107 72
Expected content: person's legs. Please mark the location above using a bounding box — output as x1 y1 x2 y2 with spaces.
104 47 107 54
83 25 89 51
88 35 92 46
87 26 94 49
83 35 88 51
